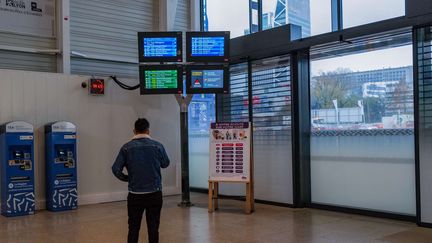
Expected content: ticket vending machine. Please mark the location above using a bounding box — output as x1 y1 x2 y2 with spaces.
45 122 77 211
0 121 35 217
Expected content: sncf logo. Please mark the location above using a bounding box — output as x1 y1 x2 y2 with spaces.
5 0 26 8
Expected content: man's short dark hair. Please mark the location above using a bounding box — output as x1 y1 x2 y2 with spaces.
135 118 150 133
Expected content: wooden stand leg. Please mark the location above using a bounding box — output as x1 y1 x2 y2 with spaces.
250 182 254 212
245 182 252 214
208 181 214 213
209 181 253 214
214 182 219 210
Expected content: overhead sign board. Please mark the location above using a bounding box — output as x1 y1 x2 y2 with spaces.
0 0 55 37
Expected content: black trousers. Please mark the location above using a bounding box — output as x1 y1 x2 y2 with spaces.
127 191 163 243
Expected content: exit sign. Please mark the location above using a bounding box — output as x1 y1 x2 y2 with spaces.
89 79 105 95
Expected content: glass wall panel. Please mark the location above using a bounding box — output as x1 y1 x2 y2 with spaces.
190 64 249 189
204 0 250 38
417 26 432 223
251 55 293 203
217 64 250 195
189 94 216 188
218 64 250 123
262 0 331 37
217 59 293 203
343 0 405 29
310 39 416 215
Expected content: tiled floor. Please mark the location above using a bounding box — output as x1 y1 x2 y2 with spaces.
0 193 431 243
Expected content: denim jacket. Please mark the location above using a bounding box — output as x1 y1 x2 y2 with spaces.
111 135 170 193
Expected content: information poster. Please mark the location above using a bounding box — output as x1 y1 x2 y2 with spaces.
209 122 251 182
0 0 55 37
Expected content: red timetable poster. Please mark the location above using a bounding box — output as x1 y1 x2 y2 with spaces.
209 122 251 182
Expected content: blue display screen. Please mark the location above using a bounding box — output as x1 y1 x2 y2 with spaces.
191 37 225 57
191 70 224 88
144 37 177 57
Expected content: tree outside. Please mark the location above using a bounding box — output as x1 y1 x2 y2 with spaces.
311 68 360 109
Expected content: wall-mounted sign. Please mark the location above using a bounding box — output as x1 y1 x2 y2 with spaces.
209 122 251 182
0 0 55 37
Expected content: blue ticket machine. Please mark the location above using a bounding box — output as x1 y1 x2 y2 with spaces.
45 122 77 211
0 121 35 217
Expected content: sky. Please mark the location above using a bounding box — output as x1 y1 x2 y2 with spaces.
206 0 410 74
207 0 405 36
311 45 413 76
206 0 250 38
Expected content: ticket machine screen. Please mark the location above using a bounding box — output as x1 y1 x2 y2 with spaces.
57 149 67 162
14 151 23 159
54 145 75 168
8 146 32 170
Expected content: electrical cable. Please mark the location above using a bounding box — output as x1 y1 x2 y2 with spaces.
109 76 140 90
110 76 139 90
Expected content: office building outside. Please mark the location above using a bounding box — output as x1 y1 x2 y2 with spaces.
311 66 414 129
203 0 311 37
274 0 311 37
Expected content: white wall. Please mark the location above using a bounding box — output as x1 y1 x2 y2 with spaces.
0 69 181 209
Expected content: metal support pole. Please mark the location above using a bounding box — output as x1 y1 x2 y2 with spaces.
176 94 194 207
57 0 71 74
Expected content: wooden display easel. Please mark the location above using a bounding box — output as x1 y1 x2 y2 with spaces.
208 122 254 214
208 180 254 214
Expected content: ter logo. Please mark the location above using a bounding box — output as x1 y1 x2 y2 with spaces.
31 1 42 12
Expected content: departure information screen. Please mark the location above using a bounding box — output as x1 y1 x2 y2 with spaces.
145 70 178 89
143 37 177 57
191 70 224 88
191 37 225 57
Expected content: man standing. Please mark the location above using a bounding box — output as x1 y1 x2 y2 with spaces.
112 118 170 243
